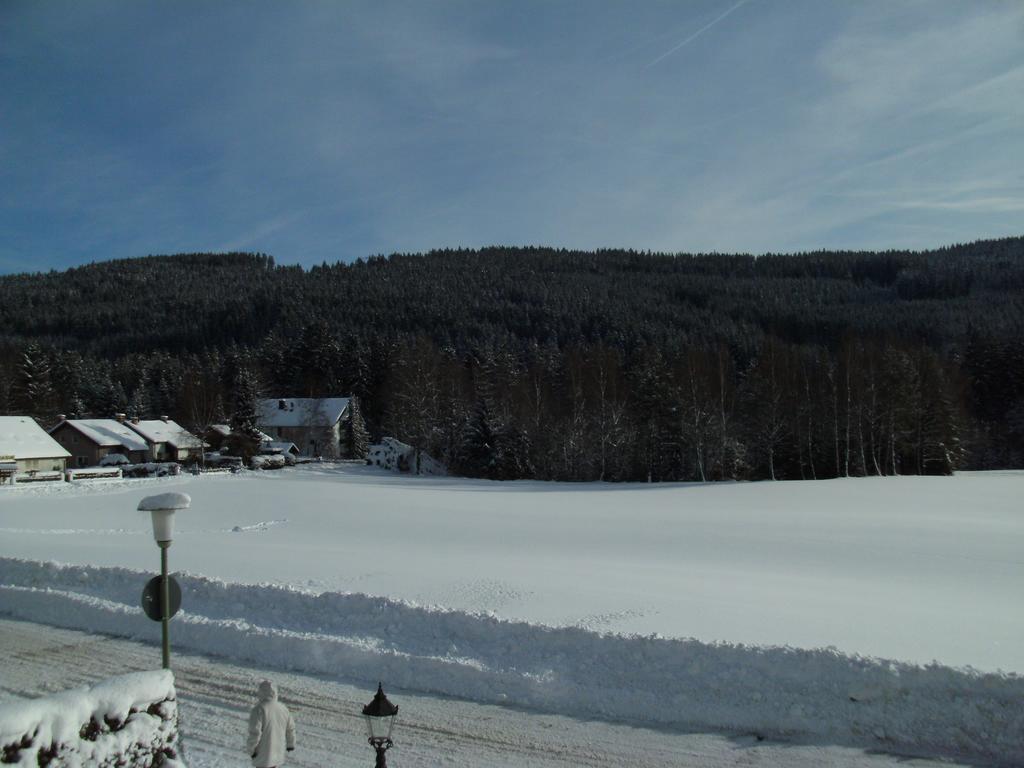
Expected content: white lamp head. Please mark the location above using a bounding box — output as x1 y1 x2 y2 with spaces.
138 492 191 543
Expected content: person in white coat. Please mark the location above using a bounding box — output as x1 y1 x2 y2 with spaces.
247 680 296 768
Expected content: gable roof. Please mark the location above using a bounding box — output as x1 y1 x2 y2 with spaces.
256 397 350 428
263 440 299 455
0 416 71 460
126 419 202 449
55 419 150 452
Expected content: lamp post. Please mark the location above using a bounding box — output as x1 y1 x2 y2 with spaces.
138 492 190 669
362 682 398 768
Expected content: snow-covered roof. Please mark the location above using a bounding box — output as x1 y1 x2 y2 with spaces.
56 419 150 452
0 416 71 460
210 424 274 443
262 440 299 455
257 398 350 428
125 419 202 449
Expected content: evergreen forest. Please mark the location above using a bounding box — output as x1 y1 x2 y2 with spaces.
2 237 1023 481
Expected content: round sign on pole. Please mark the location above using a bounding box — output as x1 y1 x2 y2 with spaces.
141 575 182 621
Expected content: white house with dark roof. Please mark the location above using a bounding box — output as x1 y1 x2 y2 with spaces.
49 418 151 467
0 416 71 482
125 417 202 462
256 397 350 458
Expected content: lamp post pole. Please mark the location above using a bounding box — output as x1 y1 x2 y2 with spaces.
160 540 171 669
139 492 190 671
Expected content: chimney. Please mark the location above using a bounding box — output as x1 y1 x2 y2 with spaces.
115 413 126 423
160 415 169 423
57 414 66 422
278 399 286 410
131 417 140 424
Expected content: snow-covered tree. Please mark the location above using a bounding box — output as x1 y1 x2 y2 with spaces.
13 342 56 416
454 399 498 478
229 368 263 458
342 396 370 460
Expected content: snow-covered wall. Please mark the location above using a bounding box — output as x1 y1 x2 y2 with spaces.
0 668 182 767
1 558 1022 767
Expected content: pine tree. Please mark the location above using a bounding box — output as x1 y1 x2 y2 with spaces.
342 396 370 460
13 342 56 416
51 350 87 418
493 421 534 479
229 368 262 459
454 399 498 478
128 378 151 420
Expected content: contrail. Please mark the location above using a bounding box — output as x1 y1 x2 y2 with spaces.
646 0 750 68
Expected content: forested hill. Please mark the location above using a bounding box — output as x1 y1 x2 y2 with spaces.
2 238 1023 481
2 239 1024 357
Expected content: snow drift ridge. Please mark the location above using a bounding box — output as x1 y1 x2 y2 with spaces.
1 557 1021 766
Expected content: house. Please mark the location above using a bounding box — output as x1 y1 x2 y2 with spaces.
204 424 232 451
256 397 350 458
0 416 71 482
125 417 203 462
207 424 297 455
48 417 151 467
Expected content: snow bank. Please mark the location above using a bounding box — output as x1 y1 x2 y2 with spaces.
0 667 183 767
1 559 1021 766
66 467 123 481
12 471 63 484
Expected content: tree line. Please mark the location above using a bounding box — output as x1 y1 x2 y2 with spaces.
1 238 1022 480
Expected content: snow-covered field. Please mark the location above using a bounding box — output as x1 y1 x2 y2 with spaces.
1 466 1023 764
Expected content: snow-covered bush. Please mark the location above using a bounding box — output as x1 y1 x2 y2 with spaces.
99 453 131 467
0 670 183 767
123 462 181 479
368 437 446 475
250 454 286 470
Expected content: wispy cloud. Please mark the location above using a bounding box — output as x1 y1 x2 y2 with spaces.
216 211 309 253
896 197 1024 214
646 0 750 68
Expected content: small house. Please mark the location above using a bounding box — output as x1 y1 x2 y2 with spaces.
256 397 350 458
49 417 151 467
0 416 71 482
125 417 203 462
204 424 232 451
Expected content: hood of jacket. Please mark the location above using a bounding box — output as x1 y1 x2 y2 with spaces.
257 680 277 702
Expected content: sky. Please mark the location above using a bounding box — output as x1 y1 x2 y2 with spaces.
2 0 1023 273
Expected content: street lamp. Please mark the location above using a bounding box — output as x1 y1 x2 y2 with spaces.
138 492 190 669
362 682 399 767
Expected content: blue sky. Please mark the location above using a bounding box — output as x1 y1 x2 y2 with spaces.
2 0 1022 273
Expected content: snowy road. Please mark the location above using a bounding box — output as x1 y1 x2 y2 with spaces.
0 619 972 768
